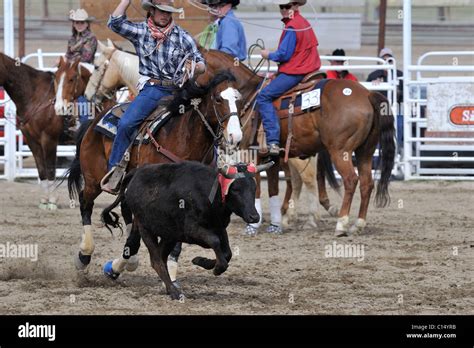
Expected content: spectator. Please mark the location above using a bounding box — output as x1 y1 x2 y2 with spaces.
206 0 247 61
367 48 403 103
199 1 219 49
326 48 358 81
65 9 97 64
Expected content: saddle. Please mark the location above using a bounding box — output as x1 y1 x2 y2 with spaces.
94 95 175 145
244 71 329 161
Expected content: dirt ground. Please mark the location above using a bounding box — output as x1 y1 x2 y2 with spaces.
0 178 472 315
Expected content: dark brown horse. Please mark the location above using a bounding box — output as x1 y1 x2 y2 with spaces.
0 52 63 209
67 70 245 270
201 49 396 236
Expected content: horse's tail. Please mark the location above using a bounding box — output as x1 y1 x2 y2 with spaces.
369 92 396 208
318 149 340 193
66 120 91 199
101 168 138 235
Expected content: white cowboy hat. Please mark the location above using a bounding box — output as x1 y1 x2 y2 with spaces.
141 0 183 14
273 0 307 5
69 9 94 22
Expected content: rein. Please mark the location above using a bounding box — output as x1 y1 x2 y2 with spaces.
90 49 116 104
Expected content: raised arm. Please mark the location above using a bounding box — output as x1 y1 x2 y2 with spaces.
113 0 131 17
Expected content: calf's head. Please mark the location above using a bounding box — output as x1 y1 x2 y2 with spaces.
219 162 273 224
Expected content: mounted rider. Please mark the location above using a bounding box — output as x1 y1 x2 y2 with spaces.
205 0 247 61
258 0 321 157
102 0 206 194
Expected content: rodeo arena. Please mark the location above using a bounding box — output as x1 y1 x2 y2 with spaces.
0 0 473 345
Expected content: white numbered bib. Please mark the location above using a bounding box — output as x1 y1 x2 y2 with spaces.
301 89 321 110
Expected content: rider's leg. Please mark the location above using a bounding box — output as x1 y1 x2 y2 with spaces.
107 83 174 171
256 73 304 153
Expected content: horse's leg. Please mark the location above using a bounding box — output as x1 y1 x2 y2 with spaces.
281 161 294 228
244 172 262 236
103 220 141 279
316 154 338 217
41 137 59 210
266 163 283 234
75 183 101 270
329 150 359 237
23 133 49 209
299 158 321 229
167 242 182 287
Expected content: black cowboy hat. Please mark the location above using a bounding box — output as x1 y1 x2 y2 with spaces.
332 48 346 57
206 0 240 7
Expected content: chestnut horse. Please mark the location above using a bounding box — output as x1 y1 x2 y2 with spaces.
67 70 244 271
54 56 93 118
0 52 65 209
202 49 396 236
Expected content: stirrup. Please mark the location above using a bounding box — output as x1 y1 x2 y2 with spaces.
100 167 125 195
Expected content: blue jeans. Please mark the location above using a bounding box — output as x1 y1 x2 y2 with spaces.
77 95 91 124
256 73 304 145
108 83 174 169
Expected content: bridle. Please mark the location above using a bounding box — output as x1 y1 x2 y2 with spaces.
89 49 117 105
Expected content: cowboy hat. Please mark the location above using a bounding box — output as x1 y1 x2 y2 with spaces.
205 0 240 6
141 0 183 14
69 9 94 22
379 47 394 58
273 0 307 5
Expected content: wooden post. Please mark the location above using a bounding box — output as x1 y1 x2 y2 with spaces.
378 0 387 56
43 0 49 18
19 0 26 58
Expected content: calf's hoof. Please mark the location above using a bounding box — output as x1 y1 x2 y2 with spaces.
103 260 120 280
213 262 228 276
168 287 182 301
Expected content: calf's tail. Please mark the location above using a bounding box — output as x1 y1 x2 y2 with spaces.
101 169 138 234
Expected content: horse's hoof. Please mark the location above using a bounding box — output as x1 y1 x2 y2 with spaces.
169 289 183 301
334 230 348 237
335 216 349 237
125 255 139 272
348 218 367 235
244 224 258 236
39 203 49 210
74 252 91 271
266 224 283 235
103 260 120 280
328 205 339 217
47 202 58 211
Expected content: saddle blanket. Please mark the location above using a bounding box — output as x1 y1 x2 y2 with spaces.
94 103 172 145
279 78 331 112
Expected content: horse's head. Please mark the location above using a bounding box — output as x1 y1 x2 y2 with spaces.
54 57 92 115
85 39 119 103
206 70 243 148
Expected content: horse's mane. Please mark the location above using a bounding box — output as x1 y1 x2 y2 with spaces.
113 49 140 85
167 70 237 117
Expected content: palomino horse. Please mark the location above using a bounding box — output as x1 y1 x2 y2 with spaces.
53 56 93 119
0 52 67 209
67 71 244 271
85 39 140 104
202 49 396 236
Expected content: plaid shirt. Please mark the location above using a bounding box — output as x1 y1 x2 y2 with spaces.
108 15 205 81
65 29 97 64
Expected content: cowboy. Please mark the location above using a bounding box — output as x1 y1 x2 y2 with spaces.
66 9 97 64
258 0 321 156
102 0 206 193
205 0 247 61
326 48 358 81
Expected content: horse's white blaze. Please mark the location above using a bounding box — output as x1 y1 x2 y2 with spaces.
54 72 66 115
221 87 242 145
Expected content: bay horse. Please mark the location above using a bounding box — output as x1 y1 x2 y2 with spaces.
85 39 140 103
67 70 244 271
0 52 65 209
202 49 396 236
53 56 93 119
